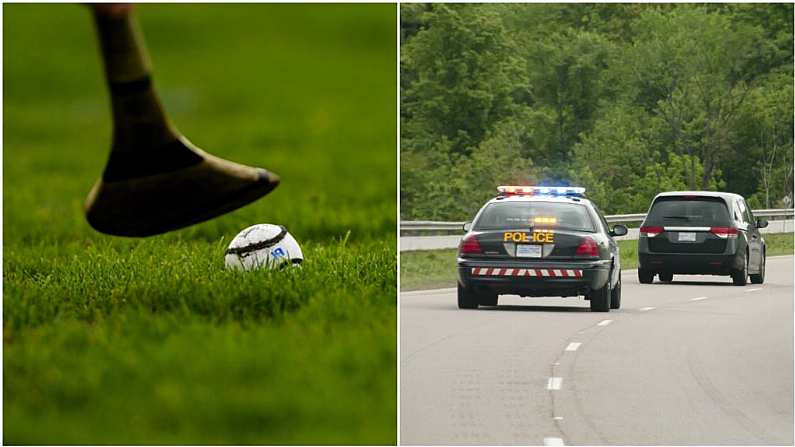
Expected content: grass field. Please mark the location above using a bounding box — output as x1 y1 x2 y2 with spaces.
4 4 396 444
401 233 794 291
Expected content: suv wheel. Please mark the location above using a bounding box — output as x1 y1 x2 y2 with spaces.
610 273 621 309
750 252 765 284
638 268 654 284
659 272 673 282
732 252 748 286
457 284 479 309
589 280 611 312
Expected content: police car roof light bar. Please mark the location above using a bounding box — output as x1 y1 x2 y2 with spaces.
497 186 585 197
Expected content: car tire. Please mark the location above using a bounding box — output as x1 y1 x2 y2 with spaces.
750 251 765 284
638 268 654 284
479 293 498 306
457 284 479 309
659 272 673 282
732 252 748 286
610 272 621 310
589 279 611 312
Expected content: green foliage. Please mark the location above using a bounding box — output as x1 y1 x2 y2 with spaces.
401 4 793 220
4 4 396 444
401 4 527 157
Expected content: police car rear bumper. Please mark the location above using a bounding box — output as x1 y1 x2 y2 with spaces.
457 258 611 297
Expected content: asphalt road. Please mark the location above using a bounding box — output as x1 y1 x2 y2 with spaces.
400 256 794 445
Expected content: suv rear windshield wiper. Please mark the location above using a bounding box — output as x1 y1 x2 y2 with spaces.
662 215 690 220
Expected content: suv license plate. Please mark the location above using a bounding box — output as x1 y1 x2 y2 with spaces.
516 244 542 258
678 232 696 242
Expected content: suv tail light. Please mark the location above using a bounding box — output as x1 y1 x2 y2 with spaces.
459 234 482 255
575 236 599 258
710 227 738 239
640 226 663 237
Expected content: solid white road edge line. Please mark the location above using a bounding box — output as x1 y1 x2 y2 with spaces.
547 377 563 390
745 288 762 292
690 296 708 301
543 437 565 446
401 287 456 296
639 306 656 311
597 319 613 326
565 342 581 351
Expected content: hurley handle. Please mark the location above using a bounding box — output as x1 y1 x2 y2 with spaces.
93 9 152 84
92 8 180 154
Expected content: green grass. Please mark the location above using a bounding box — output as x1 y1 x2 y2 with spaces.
765 232 795 256
4 4 396 444
400 249 459 291
400 233 794 291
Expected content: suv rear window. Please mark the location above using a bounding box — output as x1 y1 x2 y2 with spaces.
645 196 731 227
473 201 595 232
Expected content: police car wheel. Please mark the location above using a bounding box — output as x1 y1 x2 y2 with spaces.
589 281 611 312
638 268 654 284
610 273 621 309
659 272 673 282
478 293 498 306
457 284 479 309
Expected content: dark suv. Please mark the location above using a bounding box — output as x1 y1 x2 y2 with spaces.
637 191 767 285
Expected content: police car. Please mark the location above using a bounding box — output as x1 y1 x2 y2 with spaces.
457 186 627 312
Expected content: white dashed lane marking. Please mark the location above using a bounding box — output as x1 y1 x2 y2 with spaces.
547 377 563 390
690 296 708 301
639 306 656 311
597 319 613 327
745 288 762 292
543 437 565 446
565 342 581 352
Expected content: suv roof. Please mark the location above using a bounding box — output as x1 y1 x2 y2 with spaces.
653 191 743 201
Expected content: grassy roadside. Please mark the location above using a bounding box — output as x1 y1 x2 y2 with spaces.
4 4 396 444
400 232 794 291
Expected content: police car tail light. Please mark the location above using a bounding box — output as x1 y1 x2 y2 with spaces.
710 227 738 239
575 236 599 258
640 226 663 238
497 186 585 197
459 234 482 254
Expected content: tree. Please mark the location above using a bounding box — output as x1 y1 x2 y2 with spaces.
401 4 527 157
620 8 768 189
399 4 793 220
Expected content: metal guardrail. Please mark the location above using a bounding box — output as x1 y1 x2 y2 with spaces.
401 209 794 233
750 208 795 218
401 209 794 251
401 219 795 251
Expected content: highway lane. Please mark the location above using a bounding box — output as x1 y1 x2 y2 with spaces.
400 256 793 445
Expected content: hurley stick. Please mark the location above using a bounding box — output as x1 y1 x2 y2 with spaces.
85 6 279 237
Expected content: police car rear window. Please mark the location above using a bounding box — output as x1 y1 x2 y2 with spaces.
473 202 595 232
645 196 731 227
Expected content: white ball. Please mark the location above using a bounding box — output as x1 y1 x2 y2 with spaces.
224 224 303 271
